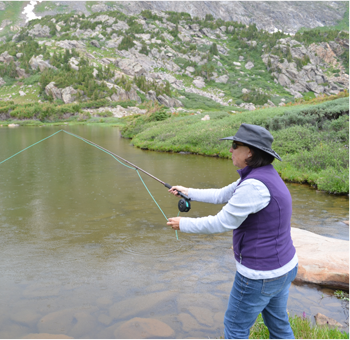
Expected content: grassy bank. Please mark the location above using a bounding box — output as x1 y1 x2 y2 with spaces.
249 313 349 339
121 94 349 194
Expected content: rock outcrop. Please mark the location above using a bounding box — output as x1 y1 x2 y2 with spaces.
28 24 51 38
291 228 349 290
45 82 78 104
0 51 14 63
29 55 55 72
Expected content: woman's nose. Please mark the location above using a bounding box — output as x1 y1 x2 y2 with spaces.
229 147 233 153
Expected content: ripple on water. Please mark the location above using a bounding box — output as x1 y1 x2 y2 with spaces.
121 232 194 257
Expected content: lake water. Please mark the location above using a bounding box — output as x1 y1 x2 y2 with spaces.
0 126 348 338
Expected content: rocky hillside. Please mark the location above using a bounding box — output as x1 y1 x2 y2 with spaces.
0 7 348 114
2 1 348 35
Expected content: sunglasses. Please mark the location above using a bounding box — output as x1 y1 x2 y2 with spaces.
232 142 246 149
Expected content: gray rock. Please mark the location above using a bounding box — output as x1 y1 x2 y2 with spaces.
0 76 5 86
28 24 51 38
61 86 78 104
45 82 62 101
112 21 129 31
0 51 14 63
90 40 100 48
278 73 291 86
242 88 250 94
29 55 54 72
91 3 108 12
156 94 183 107
186 66 195 73
193 79 205 88
146 90 157 101
16 67 28 78
215 75 229 84
233 62 241 66
245 61 254 70
117 59 146 76
56 40 86 50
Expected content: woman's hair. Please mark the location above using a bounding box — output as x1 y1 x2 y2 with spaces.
245 145 275 168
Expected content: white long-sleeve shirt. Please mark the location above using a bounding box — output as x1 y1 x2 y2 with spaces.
180 178 298 279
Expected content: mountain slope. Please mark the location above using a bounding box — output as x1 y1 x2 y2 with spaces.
1 1 348 35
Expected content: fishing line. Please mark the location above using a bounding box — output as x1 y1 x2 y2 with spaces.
1 129 185 239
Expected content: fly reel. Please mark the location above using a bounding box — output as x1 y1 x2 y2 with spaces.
178 198 191 213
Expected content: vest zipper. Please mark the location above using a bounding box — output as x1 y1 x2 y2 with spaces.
240 253 242 264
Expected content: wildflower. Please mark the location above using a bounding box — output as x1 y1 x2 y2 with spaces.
303 312 306 318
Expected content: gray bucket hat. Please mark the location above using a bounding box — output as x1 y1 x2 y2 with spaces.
220 123 282 161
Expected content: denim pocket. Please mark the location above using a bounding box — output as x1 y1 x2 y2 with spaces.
261 272 288 297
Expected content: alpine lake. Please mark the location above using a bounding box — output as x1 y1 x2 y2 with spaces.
0 125 348 338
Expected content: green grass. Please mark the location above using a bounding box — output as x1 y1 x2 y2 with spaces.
0 1 26 37
121 95 349 194
249 313 349 339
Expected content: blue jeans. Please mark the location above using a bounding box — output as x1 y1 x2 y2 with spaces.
224 264 298 339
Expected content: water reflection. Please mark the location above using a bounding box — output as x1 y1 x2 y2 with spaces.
0 126 348 338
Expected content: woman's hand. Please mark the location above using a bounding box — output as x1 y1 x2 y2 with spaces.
168 186 189 197
167 217 181 230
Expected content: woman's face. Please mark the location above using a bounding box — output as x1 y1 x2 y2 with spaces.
229 142 252 169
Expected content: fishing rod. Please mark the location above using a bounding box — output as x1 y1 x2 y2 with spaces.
64 131 191 212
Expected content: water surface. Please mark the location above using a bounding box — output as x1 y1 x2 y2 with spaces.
0 126 348 338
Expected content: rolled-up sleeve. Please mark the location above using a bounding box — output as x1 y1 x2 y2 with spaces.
180 179 270 234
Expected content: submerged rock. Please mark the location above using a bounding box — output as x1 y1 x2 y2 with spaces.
114 317 174 339
291 228 349 290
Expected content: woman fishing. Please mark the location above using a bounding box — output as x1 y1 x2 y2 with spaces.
167 123 298 339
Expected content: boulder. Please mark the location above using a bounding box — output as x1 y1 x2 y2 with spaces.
245 61 254 70
16 67 28 78
117 59 146 76
193 77 205 88
0 76 6 86
19 90 25 96
28 24 51 38
112 21 129 31
0 51 14 63
45 82 62 101
156 94 183 107
201 114 210 121
215 75 229 84
90 40 100 48
61 86 77 104
291 228 349 289
278 73 291 86
111 87 141 103
68 57 79 71
233 62 241 66
29 55 54 72
314 313 343 328
146 90 157 101
114 318 174 339
242 88 250 94
56 40 86 50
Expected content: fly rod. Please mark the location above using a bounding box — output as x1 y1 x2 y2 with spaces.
63 130 191 212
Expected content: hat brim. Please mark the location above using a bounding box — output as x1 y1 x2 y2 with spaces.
219 136 282 161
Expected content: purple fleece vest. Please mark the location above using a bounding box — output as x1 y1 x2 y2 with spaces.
233 165 295 271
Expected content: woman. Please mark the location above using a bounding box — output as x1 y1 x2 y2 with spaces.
167 123 298 339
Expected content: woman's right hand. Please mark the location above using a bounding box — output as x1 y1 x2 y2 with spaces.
168 186 189 197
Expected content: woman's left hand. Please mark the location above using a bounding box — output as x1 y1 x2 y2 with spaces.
167 217 181 230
